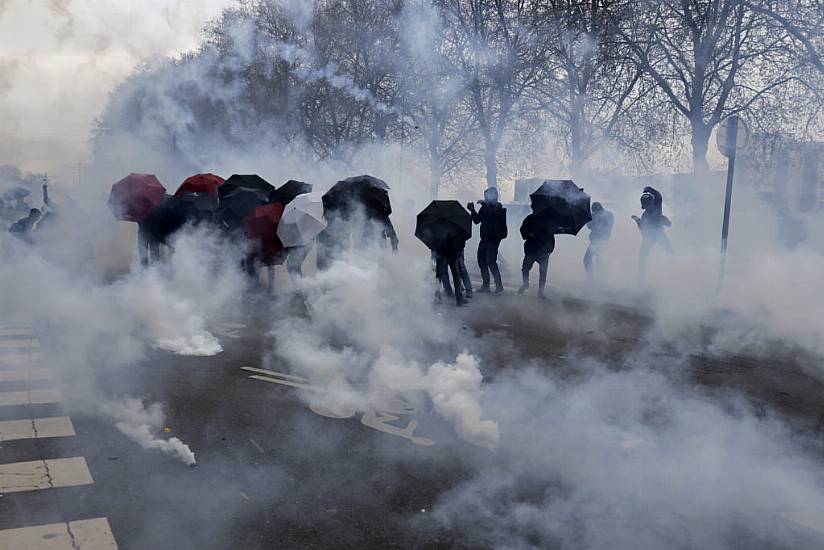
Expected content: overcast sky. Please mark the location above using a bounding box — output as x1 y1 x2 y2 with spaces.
0 0 236 182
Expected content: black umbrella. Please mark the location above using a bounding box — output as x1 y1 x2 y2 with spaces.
217 174 275 230
322 175 392 217
529 180 592 235
271 180 313 206
415 200 472 255
141 195 187 244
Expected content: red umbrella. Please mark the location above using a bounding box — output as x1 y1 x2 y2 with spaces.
108 173 166 222
244 203 286 265
175 173 224 199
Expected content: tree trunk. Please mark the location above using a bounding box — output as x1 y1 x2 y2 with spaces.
429 151 442 199
484 138 498 189
691 119 711 175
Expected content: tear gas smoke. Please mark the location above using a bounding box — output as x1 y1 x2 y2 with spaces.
100 397 197 466
268 229 499 449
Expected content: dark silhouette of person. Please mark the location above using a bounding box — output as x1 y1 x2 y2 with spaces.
468 187 507 293
9 208 41 241
632 186 672 280
584 202 614 279
377 215 399 253
432 239 468 307
518 207 555 299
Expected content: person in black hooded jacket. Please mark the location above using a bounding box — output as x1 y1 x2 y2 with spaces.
632 185 672 280
518 207 555 298
468 187 507 293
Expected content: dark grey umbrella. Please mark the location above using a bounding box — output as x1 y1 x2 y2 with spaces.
529 180 592 235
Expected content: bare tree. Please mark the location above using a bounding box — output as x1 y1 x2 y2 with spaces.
623 0 798 173
534 0 650 176
437 0 551 188
396 1 480 197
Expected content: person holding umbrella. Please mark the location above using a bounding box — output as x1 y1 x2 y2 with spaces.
468 187 507 294
632 185 672 281
523 180 593 296
277 192 327 281
416 200 473 306
518 206 555 299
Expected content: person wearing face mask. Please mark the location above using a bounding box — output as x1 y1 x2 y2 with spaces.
467 187 507 294
632 186 672 281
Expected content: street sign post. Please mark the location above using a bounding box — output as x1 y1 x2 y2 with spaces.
716 115 749 287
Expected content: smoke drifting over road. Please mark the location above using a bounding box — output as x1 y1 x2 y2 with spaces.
5 0 824 548
101 397 197 466
270 245 499 449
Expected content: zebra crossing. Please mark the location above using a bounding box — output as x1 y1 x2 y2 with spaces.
0 326 118 549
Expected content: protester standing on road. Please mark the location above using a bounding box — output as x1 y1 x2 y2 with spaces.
468 187 507 294
632 186 672 281
518 206 554 299
8 208 41 241
584 202 614 280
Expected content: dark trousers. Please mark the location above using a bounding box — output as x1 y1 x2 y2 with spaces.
458 251 472 295
522 252 549 290
435 254 464 304
477 238 503 290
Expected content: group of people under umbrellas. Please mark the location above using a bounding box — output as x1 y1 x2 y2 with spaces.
108 172 397 287
107 171 671 303
417 181 672 306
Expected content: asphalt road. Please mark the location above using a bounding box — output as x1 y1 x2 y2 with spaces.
3 289 824 549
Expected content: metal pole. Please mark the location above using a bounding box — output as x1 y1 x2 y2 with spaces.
718 116 739 286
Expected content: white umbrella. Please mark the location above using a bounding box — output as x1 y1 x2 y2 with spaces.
277 192 327 247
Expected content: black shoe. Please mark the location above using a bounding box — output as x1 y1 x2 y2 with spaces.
538 290 547 299
518 283 529 294
456 296 468 306
465 290 473 299
494 287 504 295
477 286 491 294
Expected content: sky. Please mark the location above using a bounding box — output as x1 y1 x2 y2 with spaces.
0 0 237 181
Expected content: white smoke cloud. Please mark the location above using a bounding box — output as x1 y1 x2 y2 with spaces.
268 242 499 448
0 0 236 177
100 397 196 466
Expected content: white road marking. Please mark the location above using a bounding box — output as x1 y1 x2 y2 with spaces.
0 457 93 493
0 327 33 337
248 374 317 391
0 388 62 407
0 352 44 368
0 367 54 382
240 366 309 383
0 517 117 549
244 367 436 446
0 417 75 442
0 338 39 349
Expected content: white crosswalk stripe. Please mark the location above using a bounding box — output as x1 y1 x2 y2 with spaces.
0 326 119 547
0 457 93 493
0 517 117 549
0 338 40 349
0 367 54 382
0 353 45 369
0 388 62 407
0 416 75 442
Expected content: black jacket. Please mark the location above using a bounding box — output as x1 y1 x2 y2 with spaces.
520 214 555 256
471 202 507 241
